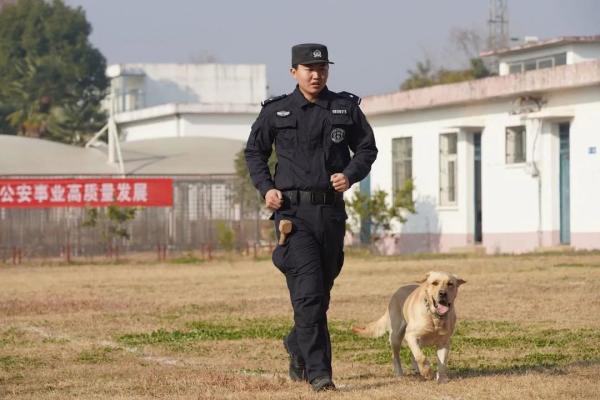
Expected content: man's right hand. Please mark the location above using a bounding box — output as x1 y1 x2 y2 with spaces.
265 189 283 210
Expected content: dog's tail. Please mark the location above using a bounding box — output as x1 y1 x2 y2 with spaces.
352 309 390 338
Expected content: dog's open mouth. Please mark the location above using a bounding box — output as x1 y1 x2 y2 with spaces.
432 298 451 316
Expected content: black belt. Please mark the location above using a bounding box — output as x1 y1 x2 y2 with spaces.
283 190 343 206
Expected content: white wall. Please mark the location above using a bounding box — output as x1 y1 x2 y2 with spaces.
367 85 600 253
570 43 600 63
120 112 256 142
108 63 267 109
498 42 600 75
498 45 571 75
566 87 600 236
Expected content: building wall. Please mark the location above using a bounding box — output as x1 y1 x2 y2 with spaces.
108 63 267 111
497 43 600 75
367 85 600 254
120 116 178 141
120 113 255 142
570 43 600 63
566 87 600 249
499 45 572 75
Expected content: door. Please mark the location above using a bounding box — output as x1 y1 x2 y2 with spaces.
474 133 482 243
559 123 571 244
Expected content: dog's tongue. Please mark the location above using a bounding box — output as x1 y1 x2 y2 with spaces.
436 304 449 315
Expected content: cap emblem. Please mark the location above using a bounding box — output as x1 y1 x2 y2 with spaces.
312 49 322 59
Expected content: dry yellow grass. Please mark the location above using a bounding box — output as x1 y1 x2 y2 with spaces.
1 252 599 399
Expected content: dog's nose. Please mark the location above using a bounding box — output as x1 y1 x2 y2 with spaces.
439 290 447 297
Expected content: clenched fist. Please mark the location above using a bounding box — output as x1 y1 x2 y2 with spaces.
265 189 283 210
330 173 350 192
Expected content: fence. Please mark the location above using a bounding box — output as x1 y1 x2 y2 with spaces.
0 175 275 263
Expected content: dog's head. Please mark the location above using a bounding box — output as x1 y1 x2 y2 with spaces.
419 271 466 318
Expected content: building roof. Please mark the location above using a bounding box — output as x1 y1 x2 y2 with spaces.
118 136 244 175
0 135 116 176
361 60 600 116
480 35 600 58
0 135 243 177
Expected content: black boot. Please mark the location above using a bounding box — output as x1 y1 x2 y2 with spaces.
310 375 336 392
283 338 307 382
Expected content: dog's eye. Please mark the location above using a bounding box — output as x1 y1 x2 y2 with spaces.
432 281 439 286
448 282 454 287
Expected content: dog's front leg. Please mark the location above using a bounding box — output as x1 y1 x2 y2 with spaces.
410 353 419 373
436 344 450 383
404 333 433 380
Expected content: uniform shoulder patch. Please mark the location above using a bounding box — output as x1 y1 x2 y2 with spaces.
261 94 288 107
337 91 361 105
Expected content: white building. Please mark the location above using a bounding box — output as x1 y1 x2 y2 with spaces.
362 36 600 254
106 63 266 142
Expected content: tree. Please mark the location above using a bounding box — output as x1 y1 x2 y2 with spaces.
400 27 492 91
233 148 277 215
400 59 436 91
215 221 236 252
400 57 490 90
346 179 416 253
82 206 138 254
0 0 108 143
449 27 485 64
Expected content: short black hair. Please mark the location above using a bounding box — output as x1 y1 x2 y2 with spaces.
291 64 298 69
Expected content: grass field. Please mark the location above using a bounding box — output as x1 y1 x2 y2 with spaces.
1 251 600 399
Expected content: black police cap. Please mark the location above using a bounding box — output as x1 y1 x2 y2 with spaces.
291 43 334 67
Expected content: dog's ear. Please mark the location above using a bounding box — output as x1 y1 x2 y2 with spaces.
418 271 431 283
455 276 466 286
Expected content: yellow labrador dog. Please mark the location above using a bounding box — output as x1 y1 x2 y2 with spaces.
353 271 466 383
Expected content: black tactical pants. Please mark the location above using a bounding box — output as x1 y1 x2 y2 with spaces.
272 198 346 381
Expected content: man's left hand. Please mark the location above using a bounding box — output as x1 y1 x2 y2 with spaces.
330 173 350 192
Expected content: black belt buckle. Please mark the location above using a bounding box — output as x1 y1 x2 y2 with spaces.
310 191 334 205
310 191 323 205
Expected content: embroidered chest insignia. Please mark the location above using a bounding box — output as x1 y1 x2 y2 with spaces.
331 109 347 115
331 128 345 143
276 110 291 117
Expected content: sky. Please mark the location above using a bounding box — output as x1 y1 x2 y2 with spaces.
65 0 599 98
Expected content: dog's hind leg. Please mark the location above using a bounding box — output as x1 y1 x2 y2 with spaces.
390 332 403 376
390 321 406 377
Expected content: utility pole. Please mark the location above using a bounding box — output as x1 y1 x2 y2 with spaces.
488 0 510 52
486 0 510 73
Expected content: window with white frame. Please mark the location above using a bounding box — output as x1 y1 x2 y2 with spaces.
439 133 457 205
506 126 526 164
392 137 412 193
507 52 567 75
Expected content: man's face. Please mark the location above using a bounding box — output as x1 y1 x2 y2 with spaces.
290 63 329 99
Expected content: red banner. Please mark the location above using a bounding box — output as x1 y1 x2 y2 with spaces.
0 178 173 208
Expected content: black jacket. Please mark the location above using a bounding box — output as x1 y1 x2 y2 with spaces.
244 86 378 197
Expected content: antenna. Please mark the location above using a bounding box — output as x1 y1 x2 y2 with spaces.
488 0 510 51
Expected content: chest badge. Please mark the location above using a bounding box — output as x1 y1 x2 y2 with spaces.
331 128 345 143
276 110 291 117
